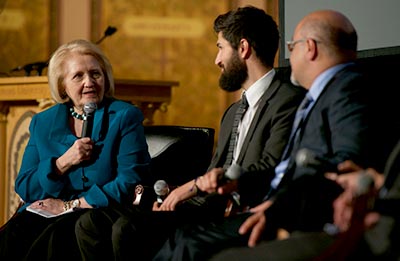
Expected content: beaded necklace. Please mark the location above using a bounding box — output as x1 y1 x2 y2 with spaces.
69 107 86 120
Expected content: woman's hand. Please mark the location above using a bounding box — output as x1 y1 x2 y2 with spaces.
55 137 94 175
29 198 65 215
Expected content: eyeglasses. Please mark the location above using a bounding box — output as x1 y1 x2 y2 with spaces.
286 39 306 52
286 38 321 52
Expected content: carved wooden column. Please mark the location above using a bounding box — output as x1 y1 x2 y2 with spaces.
0 102 9 223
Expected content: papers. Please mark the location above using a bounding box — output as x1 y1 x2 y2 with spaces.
26 205 74 218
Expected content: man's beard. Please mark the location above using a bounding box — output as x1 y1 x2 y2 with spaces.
219 52 248 92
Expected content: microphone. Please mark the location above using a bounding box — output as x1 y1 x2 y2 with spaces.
10 61 48 76
356 173 375 197
217 163 244 187
95 26 118 44
324 171 376 236
81 102 97 138
10 26 116 76
10 63 34 76
354 173 375 211
10 66 24 72
222 163 244 208
347 173 376 229
295 148 337 172
224 163 244 181
355 173 376 211
154 180 170 204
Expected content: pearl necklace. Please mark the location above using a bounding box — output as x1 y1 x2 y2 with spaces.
69 107 87 120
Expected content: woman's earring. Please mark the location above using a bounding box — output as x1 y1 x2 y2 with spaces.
61 90 67 99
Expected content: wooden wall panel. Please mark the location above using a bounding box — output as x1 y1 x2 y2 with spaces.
95 0 232 135
0 0 56 77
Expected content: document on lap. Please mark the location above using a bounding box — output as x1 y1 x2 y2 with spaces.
26 205 74 218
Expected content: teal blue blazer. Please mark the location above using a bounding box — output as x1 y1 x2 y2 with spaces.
15 98 150 211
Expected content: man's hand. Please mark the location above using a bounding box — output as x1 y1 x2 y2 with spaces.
325 160 363 191
238 200 273 247
152 181 193 211
195 168 224 193
238 211 266 247
327 160 382 233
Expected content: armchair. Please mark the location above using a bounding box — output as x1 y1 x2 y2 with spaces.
133 125 215 209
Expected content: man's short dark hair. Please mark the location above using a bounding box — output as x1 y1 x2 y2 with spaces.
213 6 280 67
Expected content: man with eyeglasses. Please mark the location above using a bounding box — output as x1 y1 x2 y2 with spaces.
154 9 380 260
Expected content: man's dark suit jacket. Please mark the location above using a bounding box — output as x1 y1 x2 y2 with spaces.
269 64 373 232
208 73 306 207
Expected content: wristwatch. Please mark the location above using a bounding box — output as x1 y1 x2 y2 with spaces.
71 198 81 208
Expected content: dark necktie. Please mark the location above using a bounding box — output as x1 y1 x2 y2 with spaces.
281 94 314 161
224 92 249 169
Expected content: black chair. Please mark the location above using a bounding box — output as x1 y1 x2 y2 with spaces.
133 125 215 209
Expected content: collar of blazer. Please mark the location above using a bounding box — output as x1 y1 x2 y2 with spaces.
49 100 108 144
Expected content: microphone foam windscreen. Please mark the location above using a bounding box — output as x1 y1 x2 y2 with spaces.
295 148 317 167
225 163 243 180
83 102 97 115
154 180 169 196
356 174 375 196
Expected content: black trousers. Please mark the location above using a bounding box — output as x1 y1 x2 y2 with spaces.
153 212 255 261
210 231 335 261
76 200 225 261
75 207 135 261
75 196 226 260
153 176 343 261
213 229 386 261
0 209 88 261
